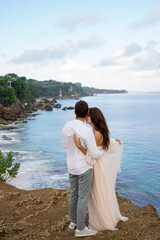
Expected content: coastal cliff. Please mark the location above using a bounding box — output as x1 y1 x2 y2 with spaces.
0 97 59 125
0 181 159 240
0 73 128 124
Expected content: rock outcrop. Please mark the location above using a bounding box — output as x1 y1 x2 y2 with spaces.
62 106 74 111
45 105 53 111
0 97 60 125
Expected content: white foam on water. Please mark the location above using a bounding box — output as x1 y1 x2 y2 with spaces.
5 149 67 190
0 131 21 145
7 173 37 190
7 167 69 190
18 160 52 172
14 127 26 131
50 173 68 181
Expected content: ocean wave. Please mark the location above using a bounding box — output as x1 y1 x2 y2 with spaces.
7 170 69 190
0 131 21 145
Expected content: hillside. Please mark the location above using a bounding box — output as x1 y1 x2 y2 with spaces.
0 73 127 107
83 86 127 94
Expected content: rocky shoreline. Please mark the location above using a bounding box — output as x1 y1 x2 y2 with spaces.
0 97 67 126
1 95 160 240
0 181 159 240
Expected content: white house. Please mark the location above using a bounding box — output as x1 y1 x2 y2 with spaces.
8 80 12 87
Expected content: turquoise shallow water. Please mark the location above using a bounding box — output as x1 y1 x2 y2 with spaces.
0 93 160 216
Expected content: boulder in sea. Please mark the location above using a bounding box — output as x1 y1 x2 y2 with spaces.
23 120 28 123
45 98 57 104
2 135 12 141
35 98 45 104
45 105 53 111
62 106 74 111
0 126 17 131
53 104 61 108
67 106 74 110
36 103 45 110
30 113 39 117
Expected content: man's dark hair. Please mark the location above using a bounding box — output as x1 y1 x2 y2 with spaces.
75 100 88 118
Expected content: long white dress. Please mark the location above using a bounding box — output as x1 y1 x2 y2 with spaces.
86 138 128 231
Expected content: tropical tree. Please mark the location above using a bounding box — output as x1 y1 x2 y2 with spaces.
12 78 27 102
0 151 20 181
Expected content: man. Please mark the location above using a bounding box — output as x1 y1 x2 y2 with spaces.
62 100 104 237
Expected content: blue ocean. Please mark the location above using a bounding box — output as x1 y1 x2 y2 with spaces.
0 93 160 216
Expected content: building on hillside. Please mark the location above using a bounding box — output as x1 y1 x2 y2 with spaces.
8 80 12 87
59 88 62 97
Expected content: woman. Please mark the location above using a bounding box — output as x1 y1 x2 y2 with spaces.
73 107 128 231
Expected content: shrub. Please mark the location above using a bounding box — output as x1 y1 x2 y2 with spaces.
0 151 20 181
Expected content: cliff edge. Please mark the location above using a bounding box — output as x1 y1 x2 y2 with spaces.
0 181 159 240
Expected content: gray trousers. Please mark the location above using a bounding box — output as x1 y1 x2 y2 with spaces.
69 168 93 230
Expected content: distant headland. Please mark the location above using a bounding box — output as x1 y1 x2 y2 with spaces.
0 73 127 125
0 73 127 102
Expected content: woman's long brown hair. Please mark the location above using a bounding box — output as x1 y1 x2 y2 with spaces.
89 107 110 150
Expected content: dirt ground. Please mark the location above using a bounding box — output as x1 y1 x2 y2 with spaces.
0 181 160 240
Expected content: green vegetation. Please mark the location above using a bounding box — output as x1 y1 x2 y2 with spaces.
0 77 16 106
0 151 20 181
0 73 85 106
83 86 128 94
0 73 127 107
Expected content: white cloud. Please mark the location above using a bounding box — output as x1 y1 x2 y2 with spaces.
129 8 160 29
130 49 160 71
9 35 105 64
98 56 119 67
124 42 142 57
1 40 160 92
1 52 160 92
56 12 101 32
97 41 160 72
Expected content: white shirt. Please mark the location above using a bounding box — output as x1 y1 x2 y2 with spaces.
62 119 104 175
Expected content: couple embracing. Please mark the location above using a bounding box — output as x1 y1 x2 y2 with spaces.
62 100 128 237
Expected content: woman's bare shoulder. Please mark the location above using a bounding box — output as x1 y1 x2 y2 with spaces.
94 130 103 137
94 130 103 145
94 130 101 137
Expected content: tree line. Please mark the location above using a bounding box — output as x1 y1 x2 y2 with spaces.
0 73 85 107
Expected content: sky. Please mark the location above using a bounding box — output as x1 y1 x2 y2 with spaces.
0 0 160 91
